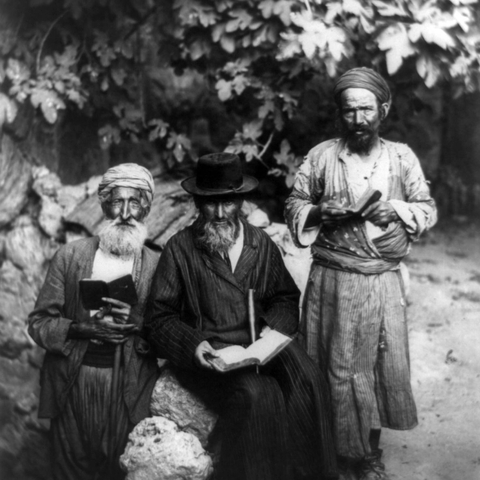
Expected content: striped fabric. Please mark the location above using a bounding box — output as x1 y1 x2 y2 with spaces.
301 265 418 459
145 221 338 480
50 365 132 480
145 221 300 369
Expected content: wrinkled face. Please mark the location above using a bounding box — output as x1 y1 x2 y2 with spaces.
102 187 149 224
196 196 243 226
339 88 388 153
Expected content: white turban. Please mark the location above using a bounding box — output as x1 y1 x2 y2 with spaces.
98 163 155 205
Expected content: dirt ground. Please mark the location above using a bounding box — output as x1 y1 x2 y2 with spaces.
379 221 480 480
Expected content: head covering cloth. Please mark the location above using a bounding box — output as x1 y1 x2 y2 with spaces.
98 163 155 205
333 67 391 107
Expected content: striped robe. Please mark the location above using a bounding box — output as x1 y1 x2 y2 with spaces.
285 138 437 459
145 221 338 480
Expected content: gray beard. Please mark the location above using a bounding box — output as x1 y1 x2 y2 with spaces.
98 218 148 259
193 213 241 256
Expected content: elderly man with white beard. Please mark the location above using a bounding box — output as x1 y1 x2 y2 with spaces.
28 163 160 480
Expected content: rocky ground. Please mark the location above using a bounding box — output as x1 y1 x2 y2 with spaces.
380 220 480 480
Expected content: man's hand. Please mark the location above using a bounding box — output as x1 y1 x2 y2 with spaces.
68 305 138 344
102 297 131 324
305 201 349 229
194 340 220 370
362 201 399 227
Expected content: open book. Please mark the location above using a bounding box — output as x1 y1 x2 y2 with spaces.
344 188 382 216
207 330 293 373
79 274 138 310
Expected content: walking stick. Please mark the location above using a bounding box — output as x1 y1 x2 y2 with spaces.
248 289 260 374
108 343 122 478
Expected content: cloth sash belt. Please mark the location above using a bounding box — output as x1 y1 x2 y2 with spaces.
82 341 116 368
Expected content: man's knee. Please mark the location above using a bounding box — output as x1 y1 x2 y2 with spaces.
229 373 282 413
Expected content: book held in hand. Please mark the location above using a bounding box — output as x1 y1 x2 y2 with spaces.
344 187 382 216
207 329 293 373
79 274 138 310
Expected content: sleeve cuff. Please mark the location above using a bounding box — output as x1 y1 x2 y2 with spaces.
389 199 417 234
296 205 320 247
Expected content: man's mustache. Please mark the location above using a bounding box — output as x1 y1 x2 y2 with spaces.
112 218 138 227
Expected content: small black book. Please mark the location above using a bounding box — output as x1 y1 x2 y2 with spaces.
79 274 138 310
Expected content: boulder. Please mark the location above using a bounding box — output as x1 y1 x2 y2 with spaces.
32 167 90 239
0 135 32 228
264 223 312 296
0 259 40 327
120 416 213 480
150 367 218 448
4 215 58 280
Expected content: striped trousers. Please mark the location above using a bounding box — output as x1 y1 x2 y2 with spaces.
302 265 418 459
50 365 133 480
173 341 338 480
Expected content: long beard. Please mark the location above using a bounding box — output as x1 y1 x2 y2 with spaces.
98 218 148 259
193 212 241 256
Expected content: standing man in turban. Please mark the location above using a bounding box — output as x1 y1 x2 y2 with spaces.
285 68 437 480
29 163 160 480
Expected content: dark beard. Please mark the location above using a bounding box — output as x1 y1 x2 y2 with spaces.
192 212 242 255
344 127 376 154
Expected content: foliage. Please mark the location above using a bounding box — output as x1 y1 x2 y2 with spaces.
1 0 479 183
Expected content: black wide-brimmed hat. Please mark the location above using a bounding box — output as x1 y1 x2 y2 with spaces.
181 153 258 196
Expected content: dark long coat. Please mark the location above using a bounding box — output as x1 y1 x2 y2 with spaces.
28 237 160 423
145 221 338 480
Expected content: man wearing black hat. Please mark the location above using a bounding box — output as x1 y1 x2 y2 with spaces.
285 68 437 480
145 153 338 480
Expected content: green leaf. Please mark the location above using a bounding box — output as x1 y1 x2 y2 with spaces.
232 75 248 95
167 132 191 162
342 0 366 16
258 0 275 19
216 79 233 101
220 35 236 53
189 38 211 60
273 0 293 26
258 99 275 119
226 9 253 32
416 54 441 88
376 23 416 74
273 139 293 165
111 68 127 86
6 59 30 83
420 24 456 50
372 0 408 17
242 143 259 162
242 120 263 141
212 23 226 43
148 119 169 141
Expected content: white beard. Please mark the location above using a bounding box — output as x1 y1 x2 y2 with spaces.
98 218 148 259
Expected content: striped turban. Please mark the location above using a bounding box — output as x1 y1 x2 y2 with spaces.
333 67 391 107
98 163 155 205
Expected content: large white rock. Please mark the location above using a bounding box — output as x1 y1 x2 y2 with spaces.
150 367 218 448
120 416 213 480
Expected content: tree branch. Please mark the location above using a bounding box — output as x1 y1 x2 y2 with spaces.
36 10 68 74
